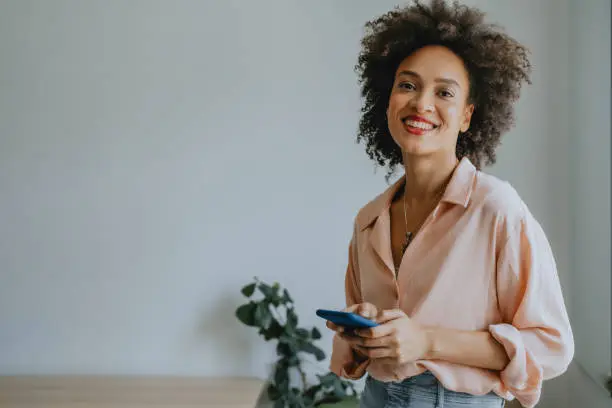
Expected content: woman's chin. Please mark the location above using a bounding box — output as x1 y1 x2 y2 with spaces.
399 142 430 156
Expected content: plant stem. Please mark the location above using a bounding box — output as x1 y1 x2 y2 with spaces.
297 364 308 391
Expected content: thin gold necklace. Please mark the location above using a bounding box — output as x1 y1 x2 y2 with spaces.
401 186 445 254
401 196 414 255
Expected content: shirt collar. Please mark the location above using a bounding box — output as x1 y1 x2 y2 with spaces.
356 157 477 231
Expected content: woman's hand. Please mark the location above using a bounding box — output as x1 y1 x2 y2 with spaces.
338 308 431 365
326 303 380 362
325 302 379 334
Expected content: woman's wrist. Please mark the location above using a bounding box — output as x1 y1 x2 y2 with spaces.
420 326 509 370
422 327 439 360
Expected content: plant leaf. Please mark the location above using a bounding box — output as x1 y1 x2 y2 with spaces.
317 394 342 406
269 293 283 307
295 328 309 338
286 308 298 329
276 342 291 357
255 302 272 329
274 368 289 392
299 343 326 361
267 383 281 401
287 354 300 367
259 282 275 297
317 372 336 387
304 384 320 400
241 283 256 297
333 381 347 398
282 288 293 304
301 394 314 408
263 320 284 341
311 327 322 340
284 338 298 356
235 302 257 327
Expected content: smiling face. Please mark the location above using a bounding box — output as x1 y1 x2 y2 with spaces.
386 45 475 160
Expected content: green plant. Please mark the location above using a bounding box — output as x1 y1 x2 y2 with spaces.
235 277 358 408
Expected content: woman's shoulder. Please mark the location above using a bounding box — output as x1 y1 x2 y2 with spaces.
473 170 554 257
350 167 537 233
470 169 531 226
352 177 403 232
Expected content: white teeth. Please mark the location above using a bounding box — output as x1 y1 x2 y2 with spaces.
404 119 434 130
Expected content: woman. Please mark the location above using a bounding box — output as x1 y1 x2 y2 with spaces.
326 1 574 407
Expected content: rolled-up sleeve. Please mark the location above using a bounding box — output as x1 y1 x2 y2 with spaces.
489 211 574 407
329 232 370 380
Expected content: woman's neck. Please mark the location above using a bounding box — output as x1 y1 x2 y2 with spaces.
402 153 458 206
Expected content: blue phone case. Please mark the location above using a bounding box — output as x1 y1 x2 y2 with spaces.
316 309 378 329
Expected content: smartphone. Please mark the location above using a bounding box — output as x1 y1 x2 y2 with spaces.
316 309 378 329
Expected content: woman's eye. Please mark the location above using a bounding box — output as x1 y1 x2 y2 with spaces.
398 82 416 90
438 89 454 98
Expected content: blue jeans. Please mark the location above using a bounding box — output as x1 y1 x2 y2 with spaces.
360 372 505 408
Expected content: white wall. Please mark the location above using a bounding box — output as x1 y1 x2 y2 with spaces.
567 0 611 406
0 0 602 406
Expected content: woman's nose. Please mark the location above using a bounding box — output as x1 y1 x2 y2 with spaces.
411 92 435 113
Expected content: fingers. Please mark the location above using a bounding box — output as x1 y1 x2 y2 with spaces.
371 356 402 365
329 306 405 338
324 302 378 334
326 320 344 333
343 304 361 313
375 309 406 324
344 302 378 319
356 324 395 339
356 302 379 319
353 344 414 365
353 344 396 359
353 309 406 338
343 333 408 362
340 332 397 349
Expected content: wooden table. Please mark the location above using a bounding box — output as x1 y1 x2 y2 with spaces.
0 376 266 408
0 376 524 407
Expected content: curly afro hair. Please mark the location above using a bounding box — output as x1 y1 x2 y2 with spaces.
356 0 532 177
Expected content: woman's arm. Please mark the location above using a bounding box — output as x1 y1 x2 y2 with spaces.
328 231 373 380
342 309 509 371
423 327 509 370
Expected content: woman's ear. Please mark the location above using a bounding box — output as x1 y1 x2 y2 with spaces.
460 104 475 133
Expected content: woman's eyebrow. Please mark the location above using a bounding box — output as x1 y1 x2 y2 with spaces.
397 70 461 88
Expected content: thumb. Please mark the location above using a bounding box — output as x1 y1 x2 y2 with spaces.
355 302 378 319
375 309 406 324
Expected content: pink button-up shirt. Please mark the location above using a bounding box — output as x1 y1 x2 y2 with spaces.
330 158 573 408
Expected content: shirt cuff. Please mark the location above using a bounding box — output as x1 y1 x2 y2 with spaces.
330 334 370 380
489 323 543 408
